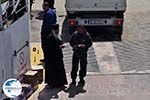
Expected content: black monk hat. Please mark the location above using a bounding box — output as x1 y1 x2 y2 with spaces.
52 24 59 30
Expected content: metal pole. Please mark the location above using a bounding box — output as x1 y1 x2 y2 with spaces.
0 0 3 30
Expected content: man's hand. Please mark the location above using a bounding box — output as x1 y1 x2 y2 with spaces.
78 44 86 48
59 44 65 48
73 45 77 49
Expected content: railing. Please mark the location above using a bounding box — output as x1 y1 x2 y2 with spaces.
0 0 28 31
11 41 29 77
0 1 3 30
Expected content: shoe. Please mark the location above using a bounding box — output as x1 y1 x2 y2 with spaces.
53 84 66 88
78 79 85 85
40 59 45 62
70 80 76 86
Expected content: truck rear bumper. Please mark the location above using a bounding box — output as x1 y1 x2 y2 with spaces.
68 18 124 26
67 11 124 26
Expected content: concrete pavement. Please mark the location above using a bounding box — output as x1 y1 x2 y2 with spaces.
28 40 150 100
93 40 150 74
29 0 150 100
28 74 150 100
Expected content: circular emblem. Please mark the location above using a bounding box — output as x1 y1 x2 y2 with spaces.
2 78 22 98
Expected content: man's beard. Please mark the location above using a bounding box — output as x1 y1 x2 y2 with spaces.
52 30 62 40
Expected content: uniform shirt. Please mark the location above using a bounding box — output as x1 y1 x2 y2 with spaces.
41 8 56 39
70 31 92 54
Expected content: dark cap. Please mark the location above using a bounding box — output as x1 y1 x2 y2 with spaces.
76 25 84 28
52 24 59 30
43 2 49 7
76 25 86 30
75 25 87 33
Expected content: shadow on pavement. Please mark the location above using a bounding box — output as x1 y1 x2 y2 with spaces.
64 84 86 98
38 85 66 100
86 26 122 42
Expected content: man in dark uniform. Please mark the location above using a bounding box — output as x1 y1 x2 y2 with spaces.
41 2 56 84
70 25 92 85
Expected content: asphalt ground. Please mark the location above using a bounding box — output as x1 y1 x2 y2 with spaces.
30 0 150 74
28 0 150 99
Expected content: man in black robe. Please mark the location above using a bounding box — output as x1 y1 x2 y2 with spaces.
46 24 68 87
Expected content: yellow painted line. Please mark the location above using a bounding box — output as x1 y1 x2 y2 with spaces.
30 43 43 67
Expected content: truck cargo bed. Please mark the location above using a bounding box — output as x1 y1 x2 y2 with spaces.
66 0 126 12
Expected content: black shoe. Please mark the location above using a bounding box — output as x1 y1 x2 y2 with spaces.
70 80 76 86
78 79 85 85
40 59 45 62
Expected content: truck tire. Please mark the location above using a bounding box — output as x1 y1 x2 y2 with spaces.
68 26 75 34
115 26 123 41
116 26 123 35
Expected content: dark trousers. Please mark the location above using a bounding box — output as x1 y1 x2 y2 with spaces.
41 40 48 60
71 52 87 80
41 39 50 83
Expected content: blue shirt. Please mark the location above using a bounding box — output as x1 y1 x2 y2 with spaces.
41 8 57 37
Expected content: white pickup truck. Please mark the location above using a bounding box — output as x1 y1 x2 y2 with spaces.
65 0 127 38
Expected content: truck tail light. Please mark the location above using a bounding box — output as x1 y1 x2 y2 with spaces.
68 19 77 26
115 19 123 25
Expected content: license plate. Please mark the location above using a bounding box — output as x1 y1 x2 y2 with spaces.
86 19 106 24
78 18 114 26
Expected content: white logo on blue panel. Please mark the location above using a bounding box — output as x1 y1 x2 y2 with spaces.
2 78 22 98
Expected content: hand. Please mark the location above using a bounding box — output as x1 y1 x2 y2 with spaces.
59 45 65 48
78 44 86 48
73 45 77 49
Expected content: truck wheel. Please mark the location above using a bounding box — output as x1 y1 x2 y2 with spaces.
116 26 123 35
115 26 123 41
68 26 74 34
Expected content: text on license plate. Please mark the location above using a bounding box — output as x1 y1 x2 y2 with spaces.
85 19 107 24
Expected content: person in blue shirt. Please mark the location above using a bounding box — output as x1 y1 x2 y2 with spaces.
41 1 56 49
43 0 55 9
41 2 56 40
41 2 57 85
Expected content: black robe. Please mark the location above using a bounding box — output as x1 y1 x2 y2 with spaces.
45 35 68 86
